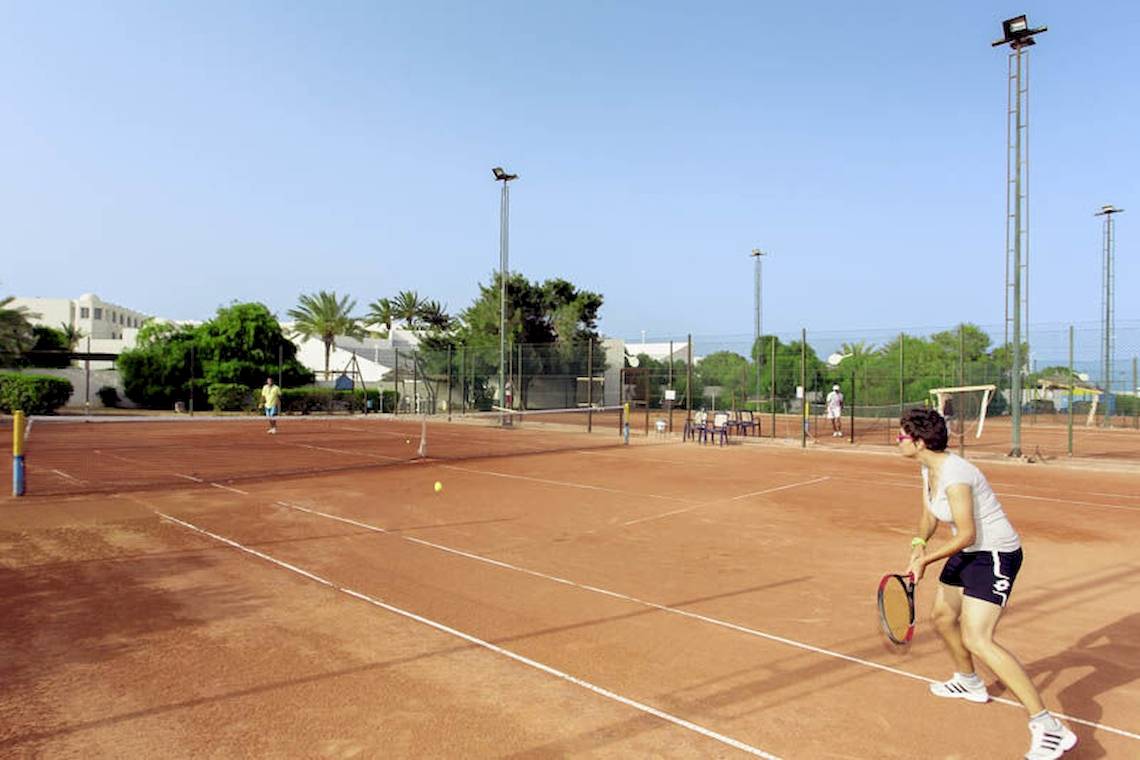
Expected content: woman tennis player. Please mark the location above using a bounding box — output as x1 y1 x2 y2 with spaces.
898 408 1076 760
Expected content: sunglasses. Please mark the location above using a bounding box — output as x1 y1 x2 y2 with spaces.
897 434 914 442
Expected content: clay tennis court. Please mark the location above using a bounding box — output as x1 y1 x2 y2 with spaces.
2 416 1137 758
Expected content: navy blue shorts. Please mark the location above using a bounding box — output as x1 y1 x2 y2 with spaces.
939 548 1024 607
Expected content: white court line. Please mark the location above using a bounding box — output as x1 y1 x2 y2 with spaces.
623 477 831 527
439 464 690 503
292 442 404 461
50 469 85 484
174 473 204 483
157 511 779 759
210 482 248 495
269 498 1140 742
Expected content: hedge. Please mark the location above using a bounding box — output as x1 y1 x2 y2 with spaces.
0 373 74 414
208 383 253 412
279 388 394 414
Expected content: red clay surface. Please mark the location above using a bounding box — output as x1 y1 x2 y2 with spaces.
2 415 1138 758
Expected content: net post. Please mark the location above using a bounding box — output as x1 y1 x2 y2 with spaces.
623 402 630 445
447 345 453 422
12 410 25 497
394 347 400 417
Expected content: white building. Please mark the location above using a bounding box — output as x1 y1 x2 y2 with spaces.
10 293 150 342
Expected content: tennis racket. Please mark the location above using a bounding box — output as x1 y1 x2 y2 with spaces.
877 572 915 645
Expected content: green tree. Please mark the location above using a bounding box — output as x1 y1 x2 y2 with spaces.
288 291 363 380
364 297 394 335
0 295 37 367
392 290 426 328
197 303 312 390
119 304 313 409
427 272 606 409
28 326 72 368
697 350 751 407
59 322 86 349
418 299 452 330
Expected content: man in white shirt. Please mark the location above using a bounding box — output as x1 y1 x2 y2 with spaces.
826 384 844 437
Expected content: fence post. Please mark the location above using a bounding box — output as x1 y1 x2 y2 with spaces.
394 347 400 416
189 343 195 416
447 345 452 421
770 336 776 438
1068 326 1074 456
686 334 693 423
586 340 593 433
801 328 807 449
668 339 674 433
849 365 855 445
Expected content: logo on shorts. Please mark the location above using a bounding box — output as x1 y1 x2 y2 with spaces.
993 579 1010 593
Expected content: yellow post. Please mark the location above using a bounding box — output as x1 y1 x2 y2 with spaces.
622 402 631 444
13 410 26 496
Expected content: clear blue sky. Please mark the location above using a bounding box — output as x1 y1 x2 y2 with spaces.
2 1 1135 343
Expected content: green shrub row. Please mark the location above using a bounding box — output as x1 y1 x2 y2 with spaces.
189 384 398 414
0 373 74 414
280 387 395 414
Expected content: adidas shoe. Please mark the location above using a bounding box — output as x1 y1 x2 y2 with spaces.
1025 719 1077 759
929 675 989 703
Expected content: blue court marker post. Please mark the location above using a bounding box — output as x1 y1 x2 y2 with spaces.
13 410 26 496
623 402 630 445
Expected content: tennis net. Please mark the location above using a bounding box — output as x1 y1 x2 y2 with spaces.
14 405 630 496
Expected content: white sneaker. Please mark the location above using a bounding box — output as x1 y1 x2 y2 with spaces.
929 675 989 703
1025 719 1077 759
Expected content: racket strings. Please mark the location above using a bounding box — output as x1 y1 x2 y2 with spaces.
879 578 913 643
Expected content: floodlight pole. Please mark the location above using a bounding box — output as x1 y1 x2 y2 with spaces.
493 167 518 423
1096 205 1124 425
751 249 768 411
993 14 1046 458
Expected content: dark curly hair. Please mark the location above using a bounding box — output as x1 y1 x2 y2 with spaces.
900 407 949 451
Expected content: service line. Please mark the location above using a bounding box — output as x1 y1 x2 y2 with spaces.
622 476 831 527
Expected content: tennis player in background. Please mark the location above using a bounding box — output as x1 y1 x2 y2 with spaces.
261 376 281 435
826 384 844 437
897 408 1076 760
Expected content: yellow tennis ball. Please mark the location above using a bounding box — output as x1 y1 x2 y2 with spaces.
434 481 443 493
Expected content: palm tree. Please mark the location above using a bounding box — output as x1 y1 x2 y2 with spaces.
59 322 86 349
288 291 363 380
0 295 37 366
418 300 452 330
391 290 425 328
364 297 394 336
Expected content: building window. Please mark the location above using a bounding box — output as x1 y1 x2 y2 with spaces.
80 307 90 318
93 308 103 320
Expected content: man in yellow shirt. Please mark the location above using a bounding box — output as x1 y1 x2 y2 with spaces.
261 376 282 434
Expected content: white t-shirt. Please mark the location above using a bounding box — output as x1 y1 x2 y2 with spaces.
921 453 1020 552
826 390 843 417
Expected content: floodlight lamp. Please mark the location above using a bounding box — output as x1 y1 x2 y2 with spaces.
492 166 518 182
992 14 1046 47
1095 204 1124 216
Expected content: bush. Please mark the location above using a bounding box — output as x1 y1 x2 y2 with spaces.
0 373 73 414
207 383 252 412
97 385 120 408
